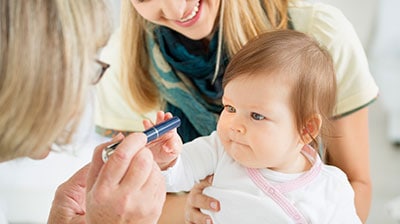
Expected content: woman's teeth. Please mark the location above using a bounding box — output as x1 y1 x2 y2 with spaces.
179 1 200 22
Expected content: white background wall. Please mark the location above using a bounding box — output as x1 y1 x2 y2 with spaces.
367 0 400 144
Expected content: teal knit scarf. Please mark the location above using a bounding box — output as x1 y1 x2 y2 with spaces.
147 27 228 142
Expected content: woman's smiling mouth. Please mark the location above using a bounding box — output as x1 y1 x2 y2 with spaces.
178 0 200 22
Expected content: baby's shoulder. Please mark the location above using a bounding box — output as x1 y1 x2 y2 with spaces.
317 164 355 197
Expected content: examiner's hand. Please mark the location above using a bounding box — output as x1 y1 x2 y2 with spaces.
48 164 89 224
85 133 166 224
185 175 220 224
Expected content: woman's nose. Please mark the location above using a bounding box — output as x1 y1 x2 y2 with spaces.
161 0 186 20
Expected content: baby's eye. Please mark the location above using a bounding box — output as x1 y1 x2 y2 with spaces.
251 112 265 120
224 105 236 113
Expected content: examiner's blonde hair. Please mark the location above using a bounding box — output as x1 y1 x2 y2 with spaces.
0 0 112 161
119 0 290 113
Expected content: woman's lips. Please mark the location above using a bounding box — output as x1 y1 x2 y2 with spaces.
175 0 201 27
179 0 200 22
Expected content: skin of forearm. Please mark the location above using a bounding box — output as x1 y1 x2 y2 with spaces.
350 180 372 223
158 193 187 224
325 108 372 223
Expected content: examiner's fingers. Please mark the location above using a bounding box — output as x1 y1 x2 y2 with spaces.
120 147 154 190
68 163 90 188
96 133 147 188
87 134 124 191
143 163 166 203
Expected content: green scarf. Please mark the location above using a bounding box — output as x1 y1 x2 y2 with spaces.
147 27 228 142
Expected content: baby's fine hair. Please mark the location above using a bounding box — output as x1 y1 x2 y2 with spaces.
223 29 337 146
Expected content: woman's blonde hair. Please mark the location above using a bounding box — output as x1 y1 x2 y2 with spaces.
0 0 112 161
120 0 289 113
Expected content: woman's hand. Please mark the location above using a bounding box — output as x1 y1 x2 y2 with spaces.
48 164 89 224
85 133 166 224
185 175 220 224
144 111 183 170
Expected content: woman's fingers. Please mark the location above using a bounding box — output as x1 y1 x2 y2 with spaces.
48 164 91 224
85 132 165 223
95 133 147 188
120 147 155 190
118 149 166 218
141 163 167 210
185 206 212 224
86 133 124 192
185 175 220 224
188 176 219 210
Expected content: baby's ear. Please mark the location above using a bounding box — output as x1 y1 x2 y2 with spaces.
300 114 322 144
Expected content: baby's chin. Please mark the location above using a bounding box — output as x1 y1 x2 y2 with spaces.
225 148 264 169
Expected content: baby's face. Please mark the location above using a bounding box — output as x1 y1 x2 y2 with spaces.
217 73 305 173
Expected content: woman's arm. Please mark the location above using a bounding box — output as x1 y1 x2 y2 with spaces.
325 107 371 223
158 193 187 224
158 176 220 224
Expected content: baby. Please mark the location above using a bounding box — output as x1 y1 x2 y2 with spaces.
146 29 361 223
